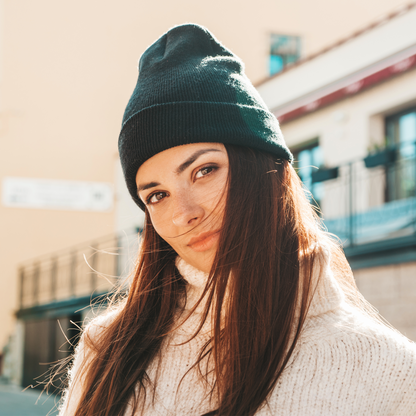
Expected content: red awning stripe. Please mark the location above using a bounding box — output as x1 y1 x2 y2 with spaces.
275 53 416 124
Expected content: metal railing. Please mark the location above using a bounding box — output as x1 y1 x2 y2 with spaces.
18 229 140 310
316 142 416 247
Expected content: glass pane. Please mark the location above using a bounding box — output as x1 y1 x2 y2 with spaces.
311 145 324 168
298 148 312 189
400 112 416 143
271 34 300 55
285 54 299 65
399 112 416 158
270 55 284 75
270 34 301 76
295 144 324 207
385 109 416 202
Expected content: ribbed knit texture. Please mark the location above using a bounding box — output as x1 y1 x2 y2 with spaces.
118 24 292 209
59 251 416 415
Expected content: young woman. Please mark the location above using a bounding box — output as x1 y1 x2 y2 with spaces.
59 24 416 416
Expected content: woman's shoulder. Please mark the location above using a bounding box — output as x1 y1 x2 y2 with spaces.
71 305 123 370
304 303 416 361
304 242 416 363
267 310 416 415
296 307 416 411
347 308 416 373
58 306 123 415
82 305 122 341
67 306 123 382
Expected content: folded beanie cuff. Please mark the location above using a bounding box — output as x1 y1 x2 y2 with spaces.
119 101 292 209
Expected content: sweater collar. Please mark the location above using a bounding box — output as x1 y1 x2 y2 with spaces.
175 247 345 318
175 257 209 313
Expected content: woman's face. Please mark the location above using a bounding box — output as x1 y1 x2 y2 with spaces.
136 143 228 273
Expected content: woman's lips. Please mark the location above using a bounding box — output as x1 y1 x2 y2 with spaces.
187 230 220 252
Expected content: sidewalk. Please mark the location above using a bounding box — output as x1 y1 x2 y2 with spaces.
0 384 59 416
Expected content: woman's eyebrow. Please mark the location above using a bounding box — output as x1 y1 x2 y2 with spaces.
137 181 160 193
175 148 221 175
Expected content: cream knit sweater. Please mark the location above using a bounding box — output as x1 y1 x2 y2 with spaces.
60 251 416 415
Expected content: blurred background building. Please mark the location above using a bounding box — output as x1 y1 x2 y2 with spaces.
257 2 416 341
0 0 414 391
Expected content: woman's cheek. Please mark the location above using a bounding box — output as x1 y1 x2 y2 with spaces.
150 213 174 238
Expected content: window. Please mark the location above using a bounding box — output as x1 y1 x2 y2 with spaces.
292 140 324 208
270 34 301 76
385 107 416 201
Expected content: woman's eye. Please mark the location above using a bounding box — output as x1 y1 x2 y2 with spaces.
147 192 167 205
195 166 215 179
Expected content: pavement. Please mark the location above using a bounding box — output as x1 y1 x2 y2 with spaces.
0 384 59 416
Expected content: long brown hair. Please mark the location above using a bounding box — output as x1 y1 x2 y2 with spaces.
69 144 357 416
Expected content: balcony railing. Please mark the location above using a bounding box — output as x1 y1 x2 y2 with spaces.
18 229 139 310
315 142 416 247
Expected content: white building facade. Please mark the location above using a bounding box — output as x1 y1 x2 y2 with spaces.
257 4 416 341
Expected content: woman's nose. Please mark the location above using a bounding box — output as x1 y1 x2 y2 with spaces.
171 195 205 228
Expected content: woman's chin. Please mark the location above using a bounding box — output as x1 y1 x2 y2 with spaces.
182 250 216 274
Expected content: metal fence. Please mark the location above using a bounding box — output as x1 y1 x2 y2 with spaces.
18 230 140 310
319 142 416 246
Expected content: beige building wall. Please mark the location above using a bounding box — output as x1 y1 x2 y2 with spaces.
355 263 416 341
0 0 411 354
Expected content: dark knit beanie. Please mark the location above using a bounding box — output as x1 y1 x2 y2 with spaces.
118 23 292 209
